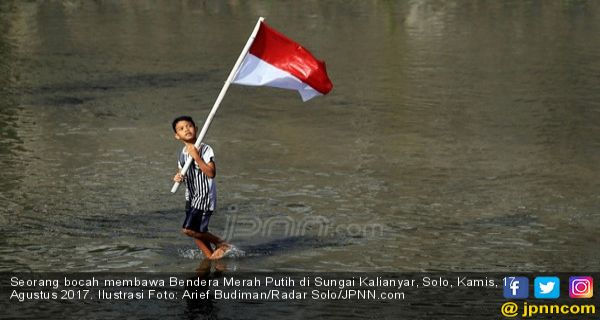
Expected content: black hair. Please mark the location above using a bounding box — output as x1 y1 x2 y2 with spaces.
172 115 196 132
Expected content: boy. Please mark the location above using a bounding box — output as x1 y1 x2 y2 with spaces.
172 115 229 260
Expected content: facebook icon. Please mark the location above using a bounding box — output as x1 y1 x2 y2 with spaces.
503 276 529 299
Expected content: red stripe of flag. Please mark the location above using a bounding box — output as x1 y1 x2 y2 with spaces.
249 22 333 95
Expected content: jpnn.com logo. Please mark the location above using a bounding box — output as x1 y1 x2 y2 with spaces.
503 277 529 299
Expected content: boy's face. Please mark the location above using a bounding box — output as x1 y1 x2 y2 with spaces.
174 120 197 142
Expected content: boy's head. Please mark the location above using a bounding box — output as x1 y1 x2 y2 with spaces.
172 115 195 132
172 115 197 142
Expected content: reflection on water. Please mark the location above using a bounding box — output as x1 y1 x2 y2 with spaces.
0 0 599 275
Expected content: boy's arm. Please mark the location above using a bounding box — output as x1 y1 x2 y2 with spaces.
185 143 216 178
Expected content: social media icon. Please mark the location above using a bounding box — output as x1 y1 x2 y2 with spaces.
569 276 593 298
534 277 560 299
504 276 529 299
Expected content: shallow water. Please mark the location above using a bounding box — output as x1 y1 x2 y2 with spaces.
1 0 599 274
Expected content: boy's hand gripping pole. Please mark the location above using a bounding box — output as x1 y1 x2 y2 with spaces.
171 17 264 194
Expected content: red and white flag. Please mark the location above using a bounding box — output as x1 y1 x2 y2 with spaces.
232 21 333 101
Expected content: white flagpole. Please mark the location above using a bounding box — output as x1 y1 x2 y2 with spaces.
171 17 264 193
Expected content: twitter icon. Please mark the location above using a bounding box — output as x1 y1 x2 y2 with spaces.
534 277 560 299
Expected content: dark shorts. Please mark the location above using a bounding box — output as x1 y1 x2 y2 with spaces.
182 202 212 232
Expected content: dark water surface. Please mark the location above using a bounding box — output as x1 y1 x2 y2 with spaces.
1 1 599 274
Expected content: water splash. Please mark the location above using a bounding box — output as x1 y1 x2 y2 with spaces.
177 245 246 260
221 245 245 258
177 248 205 260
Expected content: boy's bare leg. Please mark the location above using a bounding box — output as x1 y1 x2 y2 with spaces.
182 229 213 258
193 238 214 258
207 233 231 260
203 232 230 249
181 223 228 246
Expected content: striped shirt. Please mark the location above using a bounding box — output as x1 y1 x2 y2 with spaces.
178 144 217 211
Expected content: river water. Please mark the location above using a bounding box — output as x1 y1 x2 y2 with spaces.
1 1 599 275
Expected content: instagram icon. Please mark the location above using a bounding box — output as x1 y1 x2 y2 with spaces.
569 276 593 298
